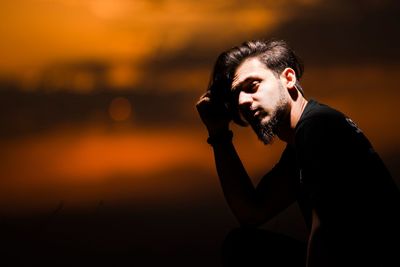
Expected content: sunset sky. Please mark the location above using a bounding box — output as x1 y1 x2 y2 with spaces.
1 0 399 213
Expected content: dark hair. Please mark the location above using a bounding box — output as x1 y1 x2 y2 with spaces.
208 39 304 126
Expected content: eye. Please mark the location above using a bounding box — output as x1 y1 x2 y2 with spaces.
237 79 261 93
248 80 260 92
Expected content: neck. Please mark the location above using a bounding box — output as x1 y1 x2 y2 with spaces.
277 96 308 144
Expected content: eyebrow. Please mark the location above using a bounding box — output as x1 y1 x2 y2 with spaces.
231 76 261 92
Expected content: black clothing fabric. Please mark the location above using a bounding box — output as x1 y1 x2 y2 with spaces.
272 100 400 265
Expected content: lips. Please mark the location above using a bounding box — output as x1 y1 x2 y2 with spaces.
240 107 262 124
244 108 262 123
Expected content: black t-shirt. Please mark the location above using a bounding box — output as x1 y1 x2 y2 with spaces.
273 99 400 263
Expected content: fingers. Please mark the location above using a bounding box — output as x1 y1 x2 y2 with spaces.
196 91 212 108
196 90 231 130
196 91 211 103
196 93 228 119
196 91 219 118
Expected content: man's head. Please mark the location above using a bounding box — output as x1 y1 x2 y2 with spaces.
208 39 304 144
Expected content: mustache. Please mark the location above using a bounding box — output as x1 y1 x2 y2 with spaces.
240 107 263 124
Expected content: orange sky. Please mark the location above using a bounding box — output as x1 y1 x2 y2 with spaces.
1 0 399 213
0 0 293 89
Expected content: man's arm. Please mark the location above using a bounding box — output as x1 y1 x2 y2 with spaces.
213 142 298 227
196 92 297 227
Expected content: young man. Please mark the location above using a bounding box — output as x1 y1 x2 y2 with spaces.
196 40 400 266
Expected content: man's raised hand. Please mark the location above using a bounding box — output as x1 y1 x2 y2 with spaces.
196 91 231 136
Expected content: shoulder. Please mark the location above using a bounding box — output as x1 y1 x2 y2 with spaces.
294 100 372 157
296 100 347 131
295 100 351 145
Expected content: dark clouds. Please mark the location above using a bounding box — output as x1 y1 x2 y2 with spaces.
178 0 399 68
0 88 195 138
266 0 400 66
136 0 400 96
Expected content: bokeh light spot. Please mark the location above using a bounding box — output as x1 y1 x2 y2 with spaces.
108 97 132 121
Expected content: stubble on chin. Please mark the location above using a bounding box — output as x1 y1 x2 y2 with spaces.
252 114 278 145
252 98 290 145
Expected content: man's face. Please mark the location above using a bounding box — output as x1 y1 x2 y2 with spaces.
231 57 290 144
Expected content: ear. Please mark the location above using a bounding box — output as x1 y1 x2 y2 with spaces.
280 68 297 91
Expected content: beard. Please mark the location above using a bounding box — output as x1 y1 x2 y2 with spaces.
248 88 290 145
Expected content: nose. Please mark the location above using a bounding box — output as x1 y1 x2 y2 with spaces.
238 91 252 108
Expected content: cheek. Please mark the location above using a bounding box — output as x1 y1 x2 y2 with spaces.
259 87 280 107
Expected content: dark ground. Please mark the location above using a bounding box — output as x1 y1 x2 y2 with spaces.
0 196 307 267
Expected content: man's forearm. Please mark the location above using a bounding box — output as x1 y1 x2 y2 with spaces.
196 91 271 226
211 141 267 226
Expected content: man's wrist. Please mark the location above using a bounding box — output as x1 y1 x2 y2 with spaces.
207 130 233 146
